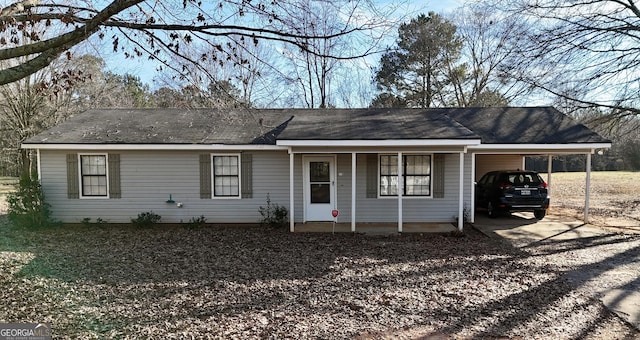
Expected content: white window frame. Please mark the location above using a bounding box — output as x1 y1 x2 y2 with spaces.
378 153 433 199
78 153 109 199
211 153 242 199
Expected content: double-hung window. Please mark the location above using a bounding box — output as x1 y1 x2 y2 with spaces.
380 154 432 197
212 154 240 197
80 154 108 197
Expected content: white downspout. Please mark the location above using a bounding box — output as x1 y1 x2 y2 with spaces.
36 149 42 181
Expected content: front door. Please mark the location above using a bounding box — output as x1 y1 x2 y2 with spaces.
304 156 335 221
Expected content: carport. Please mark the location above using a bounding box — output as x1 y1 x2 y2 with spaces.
445 107 611 224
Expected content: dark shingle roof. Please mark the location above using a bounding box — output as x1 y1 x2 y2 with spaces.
444 107 609 144
23 106 609 145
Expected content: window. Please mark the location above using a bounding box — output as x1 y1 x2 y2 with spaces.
212 154 240 197
80 154 108 197
380 154 432 197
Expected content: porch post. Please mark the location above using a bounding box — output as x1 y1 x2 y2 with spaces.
398 152 403 233
289 151 295 232
458 151 464 231
470 152 475 223
547 154 552 205
351 152 356 232
584 152 592 223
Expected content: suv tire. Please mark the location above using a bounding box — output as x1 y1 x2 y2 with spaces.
534 209 546 220
487 202 498 218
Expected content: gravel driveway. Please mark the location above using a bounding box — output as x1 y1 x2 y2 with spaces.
1 216 638 339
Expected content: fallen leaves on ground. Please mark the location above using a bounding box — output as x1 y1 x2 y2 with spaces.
0 218 638 339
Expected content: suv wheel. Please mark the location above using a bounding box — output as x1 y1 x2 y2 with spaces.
487 202 498 218
534 209 546 220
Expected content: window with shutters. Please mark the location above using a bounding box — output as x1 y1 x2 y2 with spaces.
79 154 109 198
212 154 241 198
379 154 432 197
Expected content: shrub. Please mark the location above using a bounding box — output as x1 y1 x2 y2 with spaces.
186 215 207 228
131 211 161 227
258 194 288 229
81 217 107 226
7 174 54 228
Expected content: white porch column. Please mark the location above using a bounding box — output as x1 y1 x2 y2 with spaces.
547 154 552 201
289 151 295 232
351 152 356 233
470 152 475 223
584 152 592 223
458 151 464 231
397 152 403 233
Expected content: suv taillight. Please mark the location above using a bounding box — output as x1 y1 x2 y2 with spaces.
499 182 512 190
540 181 548 188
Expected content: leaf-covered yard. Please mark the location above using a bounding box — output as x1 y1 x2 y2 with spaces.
0 217 638 339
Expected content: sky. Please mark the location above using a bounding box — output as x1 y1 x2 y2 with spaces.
88 0 465 89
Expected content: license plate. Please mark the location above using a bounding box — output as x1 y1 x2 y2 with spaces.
521 190 530 195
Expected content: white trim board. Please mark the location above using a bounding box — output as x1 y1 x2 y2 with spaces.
277 139 481 147
21 144 287 151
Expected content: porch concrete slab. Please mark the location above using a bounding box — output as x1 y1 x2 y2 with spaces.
294 222 456 234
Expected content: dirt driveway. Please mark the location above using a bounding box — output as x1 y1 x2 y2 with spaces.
473 212 640 331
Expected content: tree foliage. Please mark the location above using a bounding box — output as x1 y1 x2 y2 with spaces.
373 12 462 108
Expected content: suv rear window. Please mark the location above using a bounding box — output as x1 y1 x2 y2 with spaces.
500 173 542 186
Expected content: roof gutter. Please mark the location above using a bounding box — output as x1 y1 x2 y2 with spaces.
276 139 482 147
20 143 288 151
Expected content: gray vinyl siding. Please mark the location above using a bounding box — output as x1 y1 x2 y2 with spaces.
349 153 471 223
40 149 473 224
40 150 291 223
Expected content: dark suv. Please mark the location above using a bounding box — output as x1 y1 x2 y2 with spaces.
475 170 550 219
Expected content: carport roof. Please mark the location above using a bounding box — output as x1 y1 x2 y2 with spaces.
444 107 610 144
22 106 610 147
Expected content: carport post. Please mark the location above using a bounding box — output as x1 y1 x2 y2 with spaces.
289 150 295 232
397 152 403 233
547 154 552 199
458 151 464 232
584 152 592 223
351 152 356 233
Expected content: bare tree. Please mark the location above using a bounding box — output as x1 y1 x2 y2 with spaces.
276 0 390 108
449 3 530 106
0 56 90 174
0 0 386 86
495 0 640 116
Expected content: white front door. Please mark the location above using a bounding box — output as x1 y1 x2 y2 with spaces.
304 156 336 221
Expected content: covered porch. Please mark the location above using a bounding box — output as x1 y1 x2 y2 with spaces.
294 221 459 234
277 140 481 234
